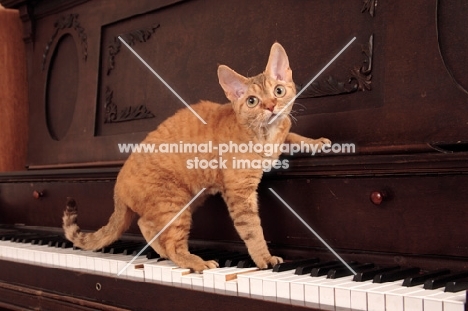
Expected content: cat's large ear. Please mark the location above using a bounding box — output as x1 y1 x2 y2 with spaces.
265 43 292 83
218 65 249 102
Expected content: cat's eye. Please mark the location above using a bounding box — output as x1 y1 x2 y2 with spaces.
274 85 286 98
246 96 259 108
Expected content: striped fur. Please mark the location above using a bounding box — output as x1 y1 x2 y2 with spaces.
62 43 330 272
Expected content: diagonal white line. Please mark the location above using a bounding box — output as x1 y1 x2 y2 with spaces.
118 36 207 124
268 188 357 275
117 188 207 276
268 36 356 124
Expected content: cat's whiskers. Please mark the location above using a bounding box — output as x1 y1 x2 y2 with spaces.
289 111 298 124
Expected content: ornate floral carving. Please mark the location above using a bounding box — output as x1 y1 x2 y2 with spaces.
361 0 377 17
297 76 357 98
350 34 373 91
104 87 155 123
42 14 88 70
297 34 374 99
107 24 160 75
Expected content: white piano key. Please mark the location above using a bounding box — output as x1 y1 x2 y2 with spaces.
367 282 404 311
161 263 181 283
181 274 193 289
443 291 466 311
317 276 355 308
203 267 236 292
171 268 191 285
350 280 400 311
261 270 297 301
99 253 132 274
397 287 445 311
424 290 467 311
143 260 177 282
80 251 102 270
125 256 151 279
191 274 204 291
179 273 204 290
2 242 18 259
66 249 89 269
204 267 252 293
213 267 259 283
292 275 329 308
385 285 426 311
288 275 318 306
107 254 134 274
237 270 272 298
248 270 276 299
225 279 238 296
276 274 314 303
334 279 375 310
41 246 61 266
212 267 258 294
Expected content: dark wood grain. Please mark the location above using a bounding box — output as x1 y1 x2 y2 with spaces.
1 0 468 309
0 7 28 172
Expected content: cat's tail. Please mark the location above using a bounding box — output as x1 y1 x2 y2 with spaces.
62 196 134 250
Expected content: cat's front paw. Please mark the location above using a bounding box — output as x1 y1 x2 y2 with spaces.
314 137 331 148
193 259 219 273
254 255 284 269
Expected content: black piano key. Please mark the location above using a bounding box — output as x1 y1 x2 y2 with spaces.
312 261 360 277
146 250 160 259
1 234 16 241
272 258 319 272
60 241 73 248
402 269 451 287
18 234 48 244
46 237 67 247
106 241 137 253
373 267 420 283
129 246 152 256
199 251 236 261
295 261 339 275
237 258 256 268
11 233 37 243
224 254 251 267
119 242 148 255
212 253 243 267
424 271 468 290
31 235 60 245
328 263 375 279
353 265 400 282
311 262 348 277
445 278 468 293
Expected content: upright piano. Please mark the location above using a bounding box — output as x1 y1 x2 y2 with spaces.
0 0 467 310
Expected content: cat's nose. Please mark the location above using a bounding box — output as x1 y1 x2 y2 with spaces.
265 102 276 112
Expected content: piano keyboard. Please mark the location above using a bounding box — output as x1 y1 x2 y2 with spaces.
0 229 466 311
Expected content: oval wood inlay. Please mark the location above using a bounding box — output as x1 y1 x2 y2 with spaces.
45 34 78 141
437 1 468 93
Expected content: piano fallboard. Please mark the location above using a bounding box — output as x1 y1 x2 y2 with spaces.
0 259 312 311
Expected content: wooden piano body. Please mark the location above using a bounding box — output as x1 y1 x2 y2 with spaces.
0 0 467 310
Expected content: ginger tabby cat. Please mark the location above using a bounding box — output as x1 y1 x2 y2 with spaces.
63 43 330 272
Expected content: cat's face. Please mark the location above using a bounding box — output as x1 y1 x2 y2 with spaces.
218 43 296 128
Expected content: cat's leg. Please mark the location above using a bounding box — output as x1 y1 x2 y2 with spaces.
137 202 218 273
286 132 331 150
222 187 282 269
138 217 168 259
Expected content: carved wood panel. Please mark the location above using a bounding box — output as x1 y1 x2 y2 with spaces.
6 0 467 167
